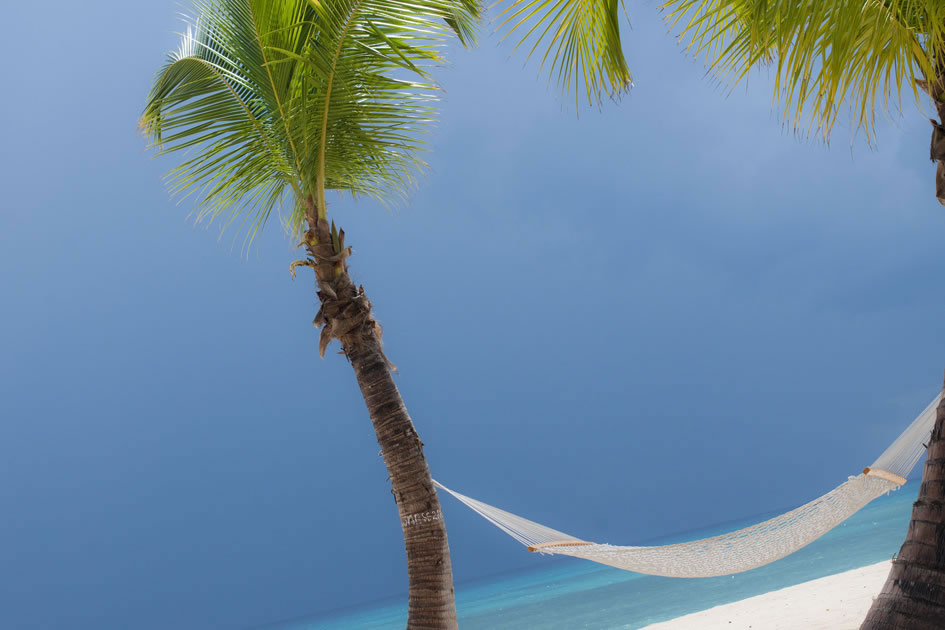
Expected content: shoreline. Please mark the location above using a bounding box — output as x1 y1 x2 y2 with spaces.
642 561 891 629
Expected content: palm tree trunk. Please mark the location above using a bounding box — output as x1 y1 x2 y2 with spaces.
346 341 458 630
860 377 945 629
922 72 945 205
298 211 457 629
861 66 945 626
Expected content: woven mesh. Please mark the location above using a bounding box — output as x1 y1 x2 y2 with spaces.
435 392 942 578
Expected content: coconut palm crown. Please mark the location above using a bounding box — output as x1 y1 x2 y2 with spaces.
142 0 479 240
663 0 945 143
501 0 945 137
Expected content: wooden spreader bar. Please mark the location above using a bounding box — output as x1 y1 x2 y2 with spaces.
528 540 594 552
863 467 907 486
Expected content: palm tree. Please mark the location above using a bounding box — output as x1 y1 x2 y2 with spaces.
648 3 945 626
498 0 945 626
141 1 478 627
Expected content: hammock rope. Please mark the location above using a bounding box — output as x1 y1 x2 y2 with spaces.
434 393 942 578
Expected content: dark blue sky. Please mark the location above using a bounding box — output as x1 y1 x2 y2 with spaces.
1 2 944 629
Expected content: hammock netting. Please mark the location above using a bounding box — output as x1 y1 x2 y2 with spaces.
434 393 942 578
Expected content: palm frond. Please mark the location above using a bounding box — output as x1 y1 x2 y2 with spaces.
142 0 482 242
447 0 484 45
290 0 460 221
662 0 945 142
495 0 632 109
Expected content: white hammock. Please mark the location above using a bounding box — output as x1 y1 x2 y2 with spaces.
434 393 942 578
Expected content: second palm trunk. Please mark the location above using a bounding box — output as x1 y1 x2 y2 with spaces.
860 379 945 630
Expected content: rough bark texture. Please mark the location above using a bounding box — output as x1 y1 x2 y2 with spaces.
922 72 945 205
347 341 457 630
860 380 945 629
297 209 457 629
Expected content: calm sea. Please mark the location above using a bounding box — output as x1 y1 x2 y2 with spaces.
266 483 917 629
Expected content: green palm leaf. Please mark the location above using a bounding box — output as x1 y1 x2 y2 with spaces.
142 0 481 242
495 0 632 109
661 0 945 141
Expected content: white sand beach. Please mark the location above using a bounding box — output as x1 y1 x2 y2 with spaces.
643 561 891 629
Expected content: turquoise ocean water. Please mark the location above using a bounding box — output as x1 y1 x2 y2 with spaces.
267 484 918 629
